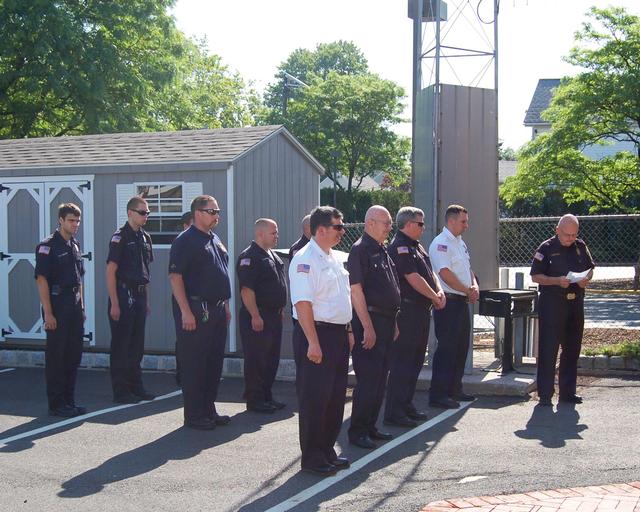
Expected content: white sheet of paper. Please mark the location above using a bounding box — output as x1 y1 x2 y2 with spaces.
566 269 590 283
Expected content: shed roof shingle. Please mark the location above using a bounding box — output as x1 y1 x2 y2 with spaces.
523 79 561 126
0 125 319 171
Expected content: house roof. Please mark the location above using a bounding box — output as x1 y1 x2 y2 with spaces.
0 125 325 174
320 174 381 191
523 79 561 126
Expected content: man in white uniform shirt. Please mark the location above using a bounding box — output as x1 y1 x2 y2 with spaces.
428 204 479 409
289 206 354 477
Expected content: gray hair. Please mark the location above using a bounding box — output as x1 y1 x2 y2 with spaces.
396 206 424 229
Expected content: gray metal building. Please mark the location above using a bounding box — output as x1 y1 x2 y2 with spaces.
0 126 323 357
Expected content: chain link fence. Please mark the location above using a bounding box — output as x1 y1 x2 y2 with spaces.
342 215 640 267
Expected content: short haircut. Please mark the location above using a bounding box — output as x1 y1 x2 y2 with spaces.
181 211 193 225
126 196 147 211
190 195 216 215
309 206 343 235
255 218 276 230
445 204 467 222
396 206 424 229
58 202 81 220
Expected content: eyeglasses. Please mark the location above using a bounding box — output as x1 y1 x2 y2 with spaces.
198 208 221 216
131 209 151 216
411 221 425 227
372 219 392 227
329 224 346 231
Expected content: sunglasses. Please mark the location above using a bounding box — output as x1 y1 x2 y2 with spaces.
131 209 151 216
198 208 221 216
330 224 346 231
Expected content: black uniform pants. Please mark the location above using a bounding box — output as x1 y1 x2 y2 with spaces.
173 299 227 423
240 308 283 404
348 312 395 440
109 287 147 398
430 298 470 400
45 293 84 410
537 291 585 400
293 322 349 469
385 302 430 419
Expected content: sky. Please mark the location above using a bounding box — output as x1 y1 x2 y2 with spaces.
170 0 640 151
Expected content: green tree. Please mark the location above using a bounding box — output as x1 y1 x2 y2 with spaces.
501 7 640 213
0 1 256 138
263 40 369 122
284 71 410 194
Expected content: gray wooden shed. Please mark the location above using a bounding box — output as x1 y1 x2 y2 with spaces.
0 125 323 356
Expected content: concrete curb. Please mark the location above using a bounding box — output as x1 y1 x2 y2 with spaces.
586 288 640 295
578 354 640 371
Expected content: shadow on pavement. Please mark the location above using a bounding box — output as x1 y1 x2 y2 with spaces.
514 402 587 448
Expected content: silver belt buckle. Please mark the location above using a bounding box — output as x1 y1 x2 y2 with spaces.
567 292 576 300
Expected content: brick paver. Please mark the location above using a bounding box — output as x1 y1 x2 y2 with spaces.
421 483 640 512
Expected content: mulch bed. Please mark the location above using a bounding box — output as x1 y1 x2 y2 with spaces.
589 278 636 291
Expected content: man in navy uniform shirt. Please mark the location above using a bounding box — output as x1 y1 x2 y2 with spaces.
237 218 288 413
35 203 86 417
385 207 445 427
531 214 594 406
169 195 232 430
106 196 155 404
348 205 401 449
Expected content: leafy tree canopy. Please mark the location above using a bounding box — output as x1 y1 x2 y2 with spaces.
500 7 640 213
0 0 257 138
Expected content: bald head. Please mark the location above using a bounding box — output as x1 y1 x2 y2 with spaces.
301 214 311 239
254 218 279 250
556 214 579 247
364 205 392 243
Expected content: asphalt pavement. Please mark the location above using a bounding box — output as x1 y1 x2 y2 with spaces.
1 367 639 511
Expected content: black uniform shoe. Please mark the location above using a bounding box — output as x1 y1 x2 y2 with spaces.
70 405 87 415
538 397 552 406
131 390 156 401
329 457 350 469
429 398 460 409
369 428 393 440
184 418 216 430
49 405 80 418
247 401 276 413
301 463 338 477
407 411 428 421
451 393 475 402
350 434 376 449
559 394 583 404
267 399 286 410
384 416 418 428
212 414 231 426
113 393 141 404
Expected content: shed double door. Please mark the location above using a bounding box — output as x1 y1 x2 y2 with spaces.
0 178 95 345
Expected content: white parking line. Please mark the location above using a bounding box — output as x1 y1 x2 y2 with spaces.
0 368 16 374
265 400 474 512
0 390 183 445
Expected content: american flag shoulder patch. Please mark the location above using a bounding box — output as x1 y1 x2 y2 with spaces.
534 251 544 261
397 246 409 254
111 235 121 243
240 258 251 266
38 245 50 255
297 263 310 273
437 244 447 252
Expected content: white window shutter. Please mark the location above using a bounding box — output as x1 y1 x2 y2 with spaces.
116 184 136 230
182 182 203 212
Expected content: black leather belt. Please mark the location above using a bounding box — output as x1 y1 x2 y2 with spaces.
367 305 399 318
402 298 433 311
189 296 226 307
314 321 349 331
444 293 469 303
118 281 146 294
50 285 79 296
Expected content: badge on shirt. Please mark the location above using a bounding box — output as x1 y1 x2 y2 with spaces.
437 244 447 252
397 246 409 254
240 258 251 266
111 235 121 243
297 263 310 273
38 245 50 255
534 251 544 261
217 242 227 253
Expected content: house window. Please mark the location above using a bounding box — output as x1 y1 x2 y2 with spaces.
136 183 184 244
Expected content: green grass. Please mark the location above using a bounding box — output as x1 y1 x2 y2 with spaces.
583 341 640 358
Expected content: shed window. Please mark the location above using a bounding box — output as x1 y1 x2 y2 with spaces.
137 183 184 244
